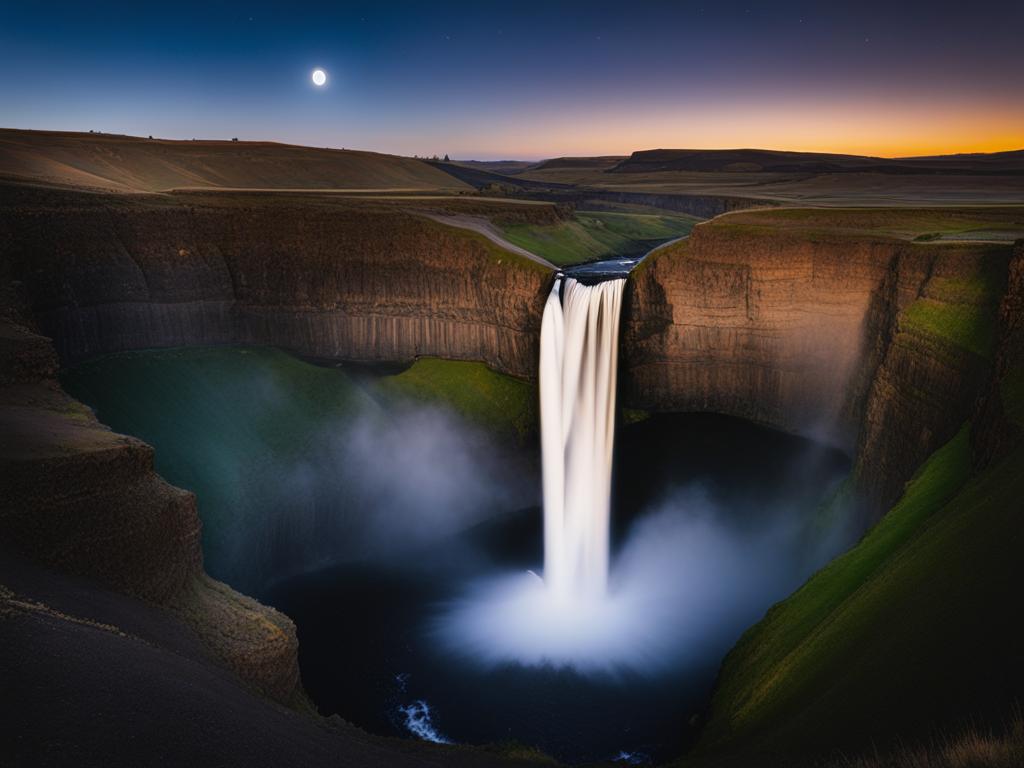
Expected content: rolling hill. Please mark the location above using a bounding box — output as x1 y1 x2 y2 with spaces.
609 147 1024 174
0 129 472 193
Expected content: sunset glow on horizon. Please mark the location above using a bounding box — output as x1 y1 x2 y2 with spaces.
392 99 1024 160
2 1 1021 160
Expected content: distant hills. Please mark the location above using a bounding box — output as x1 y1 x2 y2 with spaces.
452 160 538 175
608 147 1024 174
3 128 1021 203
0 129 471 193
530 156 626 172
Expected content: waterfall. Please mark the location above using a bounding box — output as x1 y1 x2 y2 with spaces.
540 276 625 601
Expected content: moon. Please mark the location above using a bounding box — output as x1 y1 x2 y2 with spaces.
311 69 327 87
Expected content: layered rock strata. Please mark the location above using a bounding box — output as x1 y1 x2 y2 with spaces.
2 187 552 378
622 217 1012 515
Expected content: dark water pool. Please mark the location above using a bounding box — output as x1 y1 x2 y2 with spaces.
267 413 850 764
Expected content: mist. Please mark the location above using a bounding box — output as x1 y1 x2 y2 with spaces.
216 394 537 594
431 481 851 676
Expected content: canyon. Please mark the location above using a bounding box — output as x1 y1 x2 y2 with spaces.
2 149 1021 765
6 185 1012 519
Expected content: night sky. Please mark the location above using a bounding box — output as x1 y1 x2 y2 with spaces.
2 1 1022 159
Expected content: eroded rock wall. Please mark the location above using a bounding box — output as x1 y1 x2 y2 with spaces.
622 222 1010 515
849 245 1005 514
624 226 890 447
2 189 551 378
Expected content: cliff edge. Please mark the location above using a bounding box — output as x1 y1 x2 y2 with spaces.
623 208 1018 516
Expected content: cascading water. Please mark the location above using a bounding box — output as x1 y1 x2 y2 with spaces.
539 276 625 601
433 264 846 681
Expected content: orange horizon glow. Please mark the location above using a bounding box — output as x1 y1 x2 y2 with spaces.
8 98 1022 162
373 96 1024 161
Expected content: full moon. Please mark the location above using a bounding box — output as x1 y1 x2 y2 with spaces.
311 69 327 87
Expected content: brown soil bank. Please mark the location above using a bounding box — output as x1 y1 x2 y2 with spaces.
1 185 553 378
622 207 1022 517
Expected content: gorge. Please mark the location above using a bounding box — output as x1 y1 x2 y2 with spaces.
2 133 1023 768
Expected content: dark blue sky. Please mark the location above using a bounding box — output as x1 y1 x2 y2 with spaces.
2 1 1022 158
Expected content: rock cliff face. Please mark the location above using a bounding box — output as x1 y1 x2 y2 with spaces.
848 245 1005 514
5 190 1015 523
0 314 305 707
2 187 552 378
969 243 1024 477
623 216 1012 515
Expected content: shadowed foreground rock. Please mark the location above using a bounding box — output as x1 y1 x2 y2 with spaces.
0 316 305 707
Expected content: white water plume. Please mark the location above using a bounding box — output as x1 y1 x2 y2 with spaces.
540 276 625 601
432 488 834 675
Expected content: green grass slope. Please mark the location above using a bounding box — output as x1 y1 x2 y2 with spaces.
500 211 697 266
695 368 1024 764
713 207 1024 243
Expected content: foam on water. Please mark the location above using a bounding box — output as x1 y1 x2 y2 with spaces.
432 493 813 675
398 700 452 744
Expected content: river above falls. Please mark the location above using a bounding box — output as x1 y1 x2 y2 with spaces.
562 235 686 284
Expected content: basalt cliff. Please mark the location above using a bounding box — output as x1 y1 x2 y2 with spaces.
2 186 551 377
622 211 1017 516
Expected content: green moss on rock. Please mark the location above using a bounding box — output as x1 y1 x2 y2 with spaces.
376 357 537 442
900 268 1006 359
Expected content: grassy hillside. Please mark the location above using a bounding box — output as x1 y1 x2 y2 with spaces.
694 315 1024 765
715 206 1024 243
499 210 697 266
0 128 471 192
